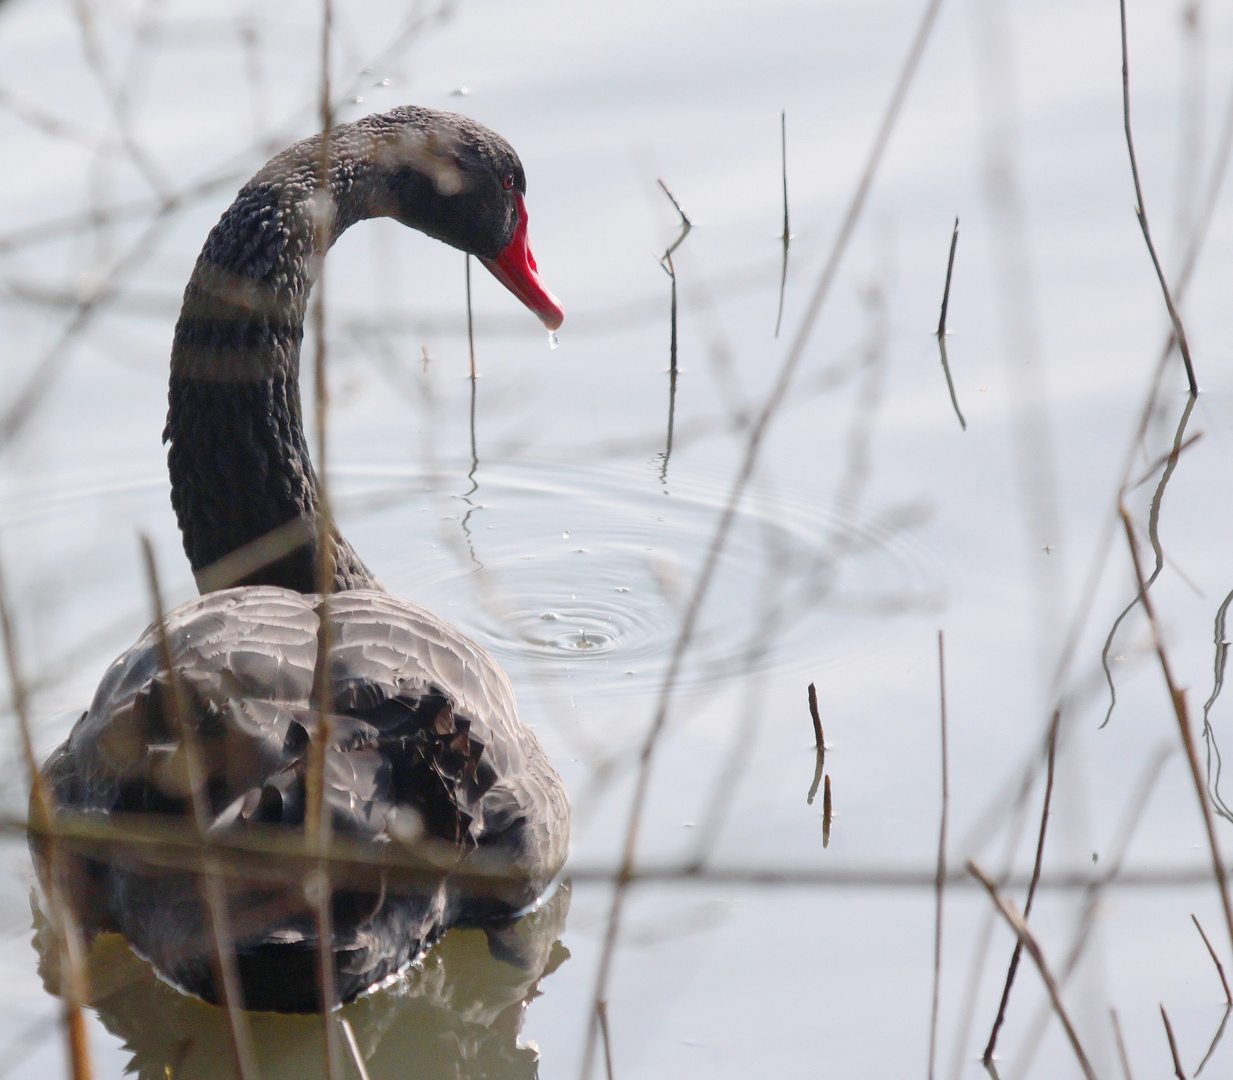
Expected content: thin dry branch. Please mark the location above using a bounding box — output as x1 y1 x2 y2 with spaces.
309 5 342 1075
597 1001 616 1080
1191 913 1232 1075
807 682 825 805
988 744 1175 1077
139 537 259 1080
1119 0 1198 396
1162 1004 1187 1080
0 548 93 1080
982 708 1061 1065
935 217 965 430
1122 506 1233 961
1193 914 1232 1004
808 681 824 749
1102 395 1196 728
967 861 1098 1080
928 630 950 1080
774 109 790 338
1111 1009 1135 1080
655 179 691 480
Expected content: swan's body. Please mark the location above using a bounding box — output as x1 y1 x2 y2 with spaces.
35 106 569 1013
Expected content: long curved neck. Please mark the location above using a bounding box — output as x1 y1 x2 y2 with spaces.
166 142 379 594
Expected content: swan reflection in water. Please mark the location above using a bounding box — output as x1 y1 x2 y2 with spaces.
33 881 571 1080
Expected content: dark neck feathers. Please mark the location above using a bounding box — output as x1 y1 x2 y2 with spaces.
166 128 384 594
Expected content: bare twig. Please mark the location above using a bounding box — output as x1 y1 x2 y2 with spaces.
1196 1004 1231 1076
309 4 342 1074
1162 1004 1187 1080
928 631 950 1080
774 109 790 338
807 682 826 805
967 861 1098 1080
656 179 692 265
990 744 1174 1078
656 179 691 482
597 1001 616 1080
1102 395 1196 728
1194 914 1232 1004
1192 913 1232 1075
982 708 1061 1065
0 547 92 1080
935 217 965 430
1119 0 1198 396
1122 506 1233 961
807 682 824 749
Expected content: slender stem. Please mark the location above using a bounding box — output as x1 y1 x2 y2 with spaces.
1119 0 1198 396
1110 1009 1136 1080
928 630 950 1080
597 1001 616 1080
982 709 1060 1064
1193 914 1232 1004
935 217 965 430
655 182 689 483
139 537 259 1080
1161 1004 1187 1080
310 3 341 1073
1122 506 1233 961
0 546 93 1080
968 861 1098 1080
774 109 790 339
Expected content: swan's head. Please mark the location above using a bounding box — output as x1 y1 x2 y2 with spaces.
369 107 564 331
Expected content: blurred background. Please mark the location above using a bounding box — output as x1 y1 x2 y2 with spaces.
1 0 1232 1076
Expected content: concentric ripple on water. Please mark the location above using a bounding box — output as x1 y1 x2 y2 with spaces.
335 459 945 700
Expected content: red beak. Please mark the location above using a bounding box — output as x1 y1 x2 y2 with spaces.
480 192 564 331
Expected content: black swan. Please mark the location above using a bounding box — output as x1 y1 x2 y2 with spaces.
33 106 570 1014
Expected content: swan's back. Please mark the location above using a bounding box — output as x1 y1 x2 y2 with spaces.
41 586 570 1010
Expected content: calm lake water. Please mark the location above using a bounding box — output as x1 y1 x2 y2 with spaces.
2 0 1233 1076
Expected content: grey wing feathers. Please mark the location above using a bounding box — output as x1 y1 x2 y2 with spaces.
46 586 569 902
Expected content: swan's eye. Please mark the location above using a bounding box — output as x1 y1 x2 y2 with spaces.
502 174 514 191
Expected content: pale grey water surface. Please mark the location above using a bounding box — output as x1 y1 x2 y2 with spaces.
2 0 1233 1077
